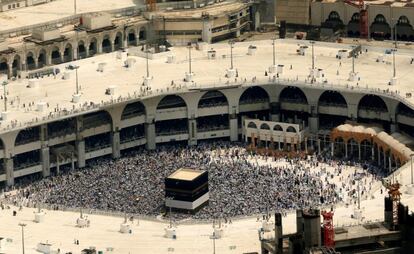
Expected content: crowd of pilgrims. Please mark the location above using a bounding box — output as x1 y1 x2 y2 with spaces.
1 141 384 220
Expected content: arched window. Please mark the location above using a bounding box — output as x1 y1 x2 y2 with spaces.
351 13 360 22
398 16 410 25
247 122 257 128
273 125 283 131
328 11 341 21
374 14 387 24
286 126 296 133
260 123 270 130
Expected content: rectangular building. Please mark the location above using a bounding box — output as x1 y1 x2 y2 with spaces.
165 168 209 211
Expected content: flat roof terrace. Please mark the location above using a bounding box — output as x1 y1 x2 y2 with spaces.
0 0 138 32
168 168 205 181
153 1 247 19
0 39 413 134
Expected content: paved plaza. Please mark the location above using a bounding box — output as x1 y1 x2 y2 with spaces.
2 39 414 134
0 0 139 32
1 152 413 253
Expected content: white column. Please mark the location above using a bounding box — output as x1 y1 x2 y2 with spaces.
5 158 14 186
229 116 238 142
41 147 50 177
145 122 156 150
76 140 86 168
111 131 121 159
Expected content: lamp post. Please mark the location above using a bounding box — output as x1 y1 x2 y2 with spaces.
272 38 276 66
391 48 397 78
351 46 356 74
74 0 77 15
146 48 150 79
310 41 315 70
2 81 7 112
74 65 80 95
410 154 414 185
355 174 362 210
229 40 235 70
393 18 398 49
166 196 173 228
188 42 192 74
212 231 216 254
18 223 26 254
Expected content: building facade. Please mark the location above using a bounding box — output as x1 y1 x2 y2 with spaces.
0 79 413 186
0 0 53 12
311 0 414 40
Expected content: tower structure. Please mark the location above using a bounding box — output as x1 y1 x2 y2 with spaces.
322 210 334 248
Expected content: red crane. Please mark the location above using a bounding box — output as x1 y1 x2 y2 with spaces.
344 0 368 38
322 210 335 248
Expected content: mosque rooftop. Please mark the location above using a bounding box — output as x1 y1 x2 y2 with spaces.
0 39 413 133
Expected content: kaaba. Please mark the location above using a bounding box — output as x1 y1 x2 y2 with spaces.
165 168 209 212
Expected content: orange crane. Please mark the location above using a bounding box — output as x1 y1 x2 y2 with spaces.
344 0 368 38
146 0 156 12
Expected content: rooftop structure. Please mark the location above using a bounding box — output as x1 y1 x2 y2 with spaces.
0 39 413 134
315 0 414 7
167 168 205 181
0 0 136 32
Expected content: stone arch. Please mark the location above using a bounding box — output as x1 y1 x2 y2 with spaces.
395 102 414 136
360 139 372 160
370 14 391 39
0 57 8 76
83 110 113 130
286 126 296 133
358 94 388 113
273 124 283 131
114 32 123 50
396 102 414 117
78 40 87 59
121 101 146 120
260 123 270 130
198 90 229 108
0 137 4 150
37 48 47 68
348 12 360 37
63 42 73 62
102 34 112 53
279 86 308 104
157 95 187 110
334 136 346 157
50 46 61 65
139 27 147 42
396 15 414 41
127 28 137 46
247 122 257 128
239 86 270 105
347 138 359 158
11 54 21 77
26 51 36 70
318 90 348 108
88 37 98 56
324 11 344 30
15 126 40 146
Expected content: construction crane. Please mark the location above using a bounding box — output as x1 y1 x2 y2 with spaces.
344 0 368 38
146 0 156 12
382 179 402 229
